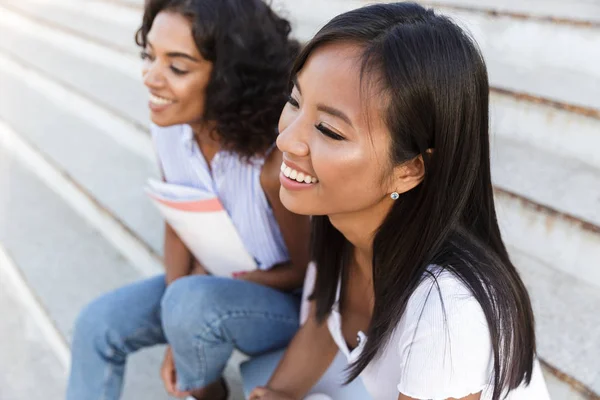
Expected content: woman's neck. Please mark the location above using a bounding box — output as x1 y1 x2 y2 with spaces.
190 121 221 165
329 197 393 279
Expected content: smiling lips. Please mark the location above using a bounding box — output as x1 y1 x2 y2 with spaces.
149 93 175 106
281 161 318 184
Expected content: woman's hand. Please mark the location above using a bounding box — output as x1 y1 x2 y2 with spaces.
232 269 263 283
249 386 297 400
160 346 190 398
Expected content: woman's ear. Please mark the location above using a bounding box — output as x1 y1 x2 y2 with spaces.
390 153 427 195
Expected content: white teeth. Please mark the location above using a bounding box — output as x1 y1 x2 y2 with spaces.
280 162 318 184
149 93 174 105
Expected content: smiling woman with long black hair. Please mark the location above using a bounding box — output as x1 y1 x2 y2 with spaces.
251 3 550 400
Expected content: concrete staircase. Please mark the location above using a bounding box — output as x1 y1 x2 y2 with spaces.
0 0 598 399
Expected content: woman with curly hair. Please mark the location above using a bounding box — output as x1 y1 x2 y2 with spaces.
66 1 308 399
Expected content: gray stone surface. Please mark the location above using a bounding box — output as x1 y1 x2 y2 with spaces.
1 0 140 55
0 27 148 126
491 136 600 227
0 69 163 254
278 1 600 110
0 144 170 399
109 0 144 8
0 264 66 400
491 92 600 172
511 247 600 394
543 369 588 400
413 0 600 23
0 145 143 339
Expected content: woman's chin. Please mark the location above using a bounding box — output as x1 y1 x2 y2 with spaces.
279 189 315 216
150 115 177 127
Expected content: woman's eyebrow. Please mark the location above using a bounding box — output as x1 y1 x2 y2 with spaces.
166 52 200 62
293 76 353 127
146 42 200 62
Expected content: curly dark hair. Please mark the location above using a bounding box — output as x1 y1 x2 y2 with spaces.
136 0 299 158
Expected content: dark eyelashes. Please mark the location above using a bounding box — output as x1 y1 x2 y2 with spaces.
287 95 345 141
170 67 188 75
316 123 345 141
141 51 188 75
287 95 299 108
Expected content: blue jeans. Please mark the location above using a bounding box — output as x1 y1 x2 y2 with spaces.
66 274 300 400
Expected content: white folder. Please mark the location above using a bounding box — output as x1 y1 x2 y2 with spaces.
145 179 257 277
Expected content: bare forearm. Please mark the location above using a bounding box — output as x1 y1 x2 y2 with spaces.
241 263 306 292
163 223 193 284
266 313 338 397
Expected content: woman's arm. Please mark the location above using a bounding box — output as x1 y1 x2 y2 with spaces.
250 301 338 399
163 221 194 284
242 148 311 291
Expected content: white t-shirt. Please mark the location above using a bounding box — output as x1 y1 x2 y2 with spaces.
303 264 550 400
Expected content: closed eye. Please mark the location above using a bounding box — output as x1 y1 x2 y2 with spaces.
316 123 345 141
141 51 188 75
287 95 299 108
170 66 188 75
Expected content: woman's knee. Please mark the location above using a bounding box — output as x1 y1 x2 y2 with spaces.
161 276 223 339
72 293 119 350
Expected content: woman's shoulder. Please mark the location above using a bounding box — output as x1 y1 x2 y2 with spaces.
391 266 493 398
402 265 487 331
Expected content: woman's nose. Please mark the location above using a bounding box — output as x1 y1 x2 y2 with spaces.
277 121 310 157
142 63 164 89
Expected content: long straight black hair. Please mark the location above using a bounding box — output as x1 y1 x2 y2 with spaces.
298 3 536 399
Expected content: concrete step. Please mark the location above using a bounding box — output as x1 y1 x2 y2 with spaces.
0 53 163 256
273 0 600 111
1 0 140 55
104 0 144 8
510 247 600 395
492 137 600 230
418 0 600 24
0 246 67 400
439 6 600 111
53 0 142 28
0 122 146 342
492 141 600 292
100 0 600 25
0 132 169 400
491 91 600 172
0 4 146 125
542 368 589 400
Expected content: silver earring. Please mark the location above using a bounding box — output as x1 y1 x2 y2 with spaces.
390 192 399 200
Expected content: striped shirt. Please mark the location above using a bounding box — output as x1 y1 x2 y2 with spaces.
151 123 289 270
